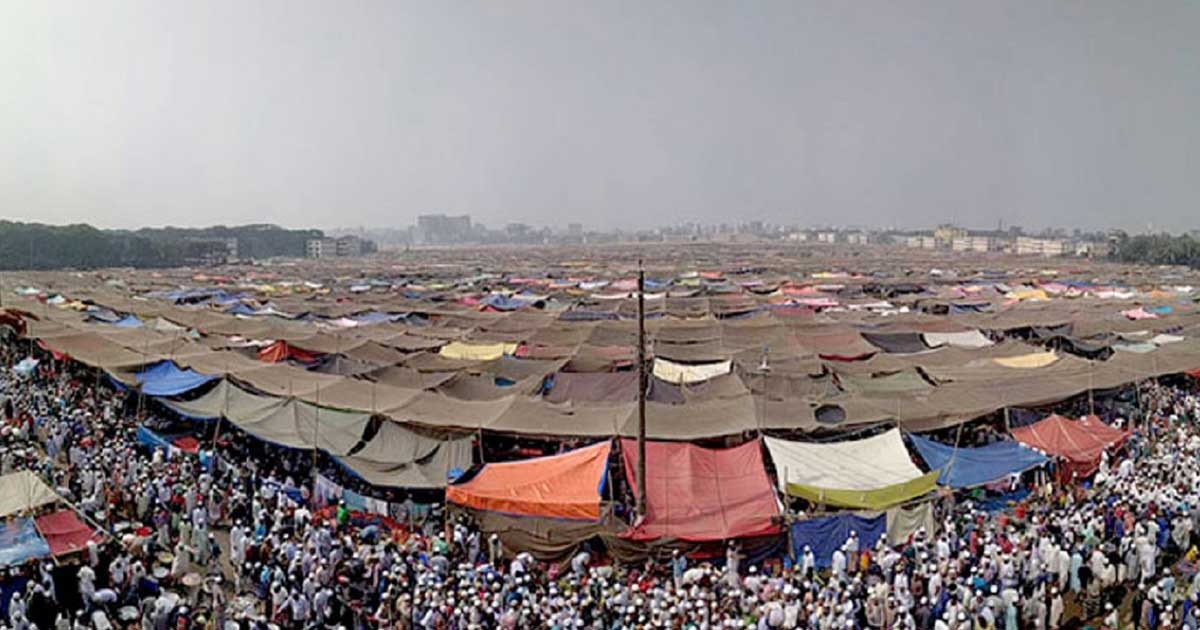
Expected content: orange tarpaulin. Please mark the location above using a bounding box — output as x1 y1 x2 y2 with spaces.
257 341 323 364
620 438 782 542
446 441 611 520
1010 414 1127 479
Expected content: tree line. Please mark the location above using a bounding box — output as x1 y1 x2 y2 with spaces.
1109 232 1200 268
0 221 323 270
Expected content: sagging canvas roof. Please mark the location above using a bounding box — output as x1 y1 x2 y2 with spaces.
620 438 780 541
0 470 60 518
14 270 1200 445
160 379 370 455
764 430 938 509
446 441 611 520
1010 414 1127 478
908 434 1048 488
335 421 473 489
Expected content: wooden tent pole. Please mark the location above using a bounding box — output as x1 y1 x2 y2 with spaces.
636 259 647 516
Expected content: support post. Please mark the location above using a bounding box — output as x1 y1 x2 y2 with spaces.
636 259 647 516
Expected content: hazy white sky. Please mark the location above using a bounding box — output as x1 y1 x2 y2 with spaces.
2 1 1198 232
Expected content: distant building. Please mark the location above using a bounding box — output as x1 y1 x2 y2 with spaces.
306 237 335 259
846 231 869 245
1016 236 1072 257
787 231 810 242
335 235 370 257
906 235 938 249
415 214 472 245
307 236 375 258
816 231 839 244
934 224 968 243
951 235 1000 253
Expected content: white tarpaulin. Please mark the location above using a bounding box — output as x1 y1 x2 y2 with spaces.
922 330 993 349
764 429 926 491
0 470 60 517
652 358 732 384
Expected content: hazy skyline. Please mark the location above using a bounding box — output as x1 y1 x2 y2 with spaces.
3 2 1198 233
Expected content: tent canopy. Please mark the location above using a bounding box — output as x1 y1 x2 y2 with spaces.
620 438 780 542
446 441 611 520
160 379 370 455
764 431 938 509
258 340 324 364
908 434 1047 488
335 421 474 489
0 519 51 567
1010 414 1127 478
764 429 922 491
0 470 60 518
134 360 217 396
35 509 98 556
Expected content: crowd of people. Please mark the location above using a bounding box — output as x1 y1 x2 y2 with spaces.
1 343 1200 629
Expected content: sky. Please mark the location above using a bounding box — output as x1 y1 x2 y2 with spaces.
2 1 1198 233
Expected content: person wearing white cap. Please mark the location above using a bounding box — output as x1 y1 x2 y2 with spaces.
831 545 847 582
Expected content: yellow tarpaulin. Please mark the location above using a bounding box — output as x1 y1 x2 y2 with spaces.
784 471 941 510
993 351 1058 369
439 341 519 361
1005 289 1048 301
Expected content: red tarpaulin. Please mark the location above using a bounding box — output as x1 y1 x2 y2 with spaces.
620 438 781 542
172 436 200 452
446 441 611 520
257 341 323 364
1010 414 1128 479
1187 368 1200 379
35 509 97 556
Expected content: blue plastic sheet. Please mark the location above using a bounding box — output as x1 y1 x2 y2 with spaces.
909 435 1048 489
0 519 50 567
135 361 216 396
350 311 407 325
0 576 29 619
113 314 144 328
791 513 885 567
481 294 542 311
137 426 213 470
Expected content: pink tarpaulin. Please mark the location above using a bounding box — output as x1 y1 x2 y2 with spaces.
620 438 781 542
35 509 98 556
1121 307 1158 320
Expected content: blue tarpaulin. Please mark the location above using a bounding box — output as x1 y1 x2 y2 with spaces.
909 435 1048 489
0 519 50 567
481 294 543 311
350 311 407 325
791 513 885 567
136 426 213 469
113 314 144 328
135 361 216 396
224 303 258 315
